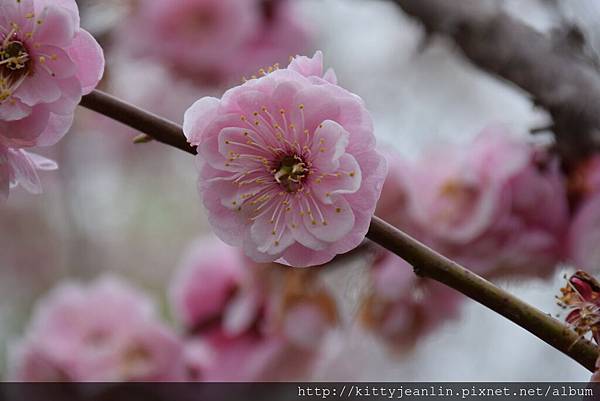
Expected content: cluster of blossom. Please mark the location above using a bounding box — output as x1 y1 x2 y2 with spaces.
0 0 104 199
360 127 572 347
7 0 600 378
118 0 311 86
9 236 337 381
555 270 600 382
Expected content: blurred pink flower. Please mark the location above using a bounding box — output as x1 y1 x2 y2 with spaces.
362 254 462 348
120 0 310 85
568 155 600 271
0 144 56 199
170 236 337 380
0 0 104 148
9 276 185 381
569 194 600 271
183 51 387 267
377 127 568 278
169 236 250 332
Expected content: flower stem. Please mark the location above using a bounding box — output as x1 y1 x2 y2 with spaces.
79 89 600 372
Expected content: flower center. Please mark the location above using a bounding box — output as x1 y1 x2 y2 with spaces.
274 154 307 193
0 34 31 102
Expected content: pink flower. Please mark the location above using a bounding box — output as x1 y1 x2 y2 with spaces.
183 52 387 267
120 0 310 85
378 127 568 277
0 144 56 199
569 155 600 201
557 270 600 344
362 254 462 348
569 194 600 271
568 155 600 271
169 237 247 331
0 0 104 148
9 276 185 381
170 236 336 380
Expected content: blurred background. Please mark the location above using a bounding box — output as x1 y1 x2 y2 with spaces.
2 0 599 381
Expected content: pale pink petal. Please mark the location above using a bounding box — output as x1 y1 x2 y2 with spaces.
0 98 31 121
304 197 355 243
35 112 74 147
183 97 220 145
288 51 324 79
66 30 105 94
34 5 76 47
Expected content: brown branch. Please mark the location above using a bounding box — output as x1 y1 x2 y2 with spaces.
391 0 600 167
78 89 600 372
368 216 598 372
80 90 197 155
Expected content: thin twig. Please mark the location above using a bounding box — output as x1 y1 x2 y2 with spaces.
80 90 196 155
78 89 600 372
390 0 600 167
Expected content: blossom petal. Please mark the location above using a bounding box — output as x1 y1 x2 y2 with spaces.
14 68 62 106
251 207 295 255
66 30 104 94
0 98 31 121
183 97 220 145
7 149 42 194
313 154 362 204
34 5 76 47
304 197 355 242
288 51 324 79
310 120 349 173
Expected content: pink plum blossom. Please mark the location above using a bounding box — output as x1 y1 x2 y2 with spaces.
376 127 568 278
362 254 462 348
9 275 185 381
568 155 600 271
569 194 600 271
170 236 337 380
120 0 310 85
0 144 56 199
0 0 104 148
183 51 387 267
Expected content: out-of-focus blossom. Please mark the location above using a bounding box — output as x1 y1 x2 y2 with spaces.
169 237 248 332
120 0 310 85
361 255 462 348
0 0 104 148
557 270 600 344
170 236 337 380
569 195 600 272
376 127 568 278
183 51 387 267
9 276 185 381
569 155 600 202
0 144 56 199
568 155 600 271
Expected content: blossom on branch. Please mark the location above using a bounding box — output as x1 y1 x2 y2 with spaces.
361 255 462 348
557 270 600 345
9 276 185 381
183 52 387 267
376 127 568 278
568 155 600 271
0 0 104 148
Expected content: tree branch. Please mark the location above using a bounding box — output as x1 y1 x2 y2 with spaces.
390 0 600 167
80 90 197 155
78 89 600 372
